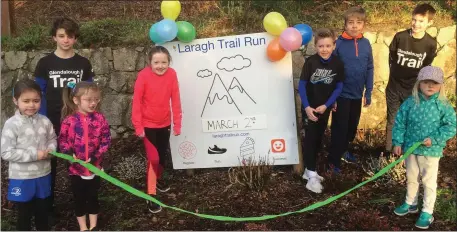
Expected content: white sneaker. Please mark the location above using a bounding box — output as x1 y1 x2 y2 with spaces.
302 169 324 181
306 176 323 193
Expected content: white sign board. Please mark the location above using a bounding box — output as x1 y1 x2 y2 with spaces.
163 32 299 169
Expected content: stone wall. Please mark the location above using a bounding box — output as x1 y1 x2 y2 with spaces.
1 25 455 137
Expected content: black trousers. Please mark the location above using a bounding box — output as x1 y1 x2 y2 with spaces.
302 109 331 172
385 83 411 151
16 197 50 231
70 176 100 217
144 126 171 170
328 97 362 168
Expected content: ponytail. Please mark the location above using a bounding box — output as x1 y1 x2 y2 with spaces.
61 82 78 121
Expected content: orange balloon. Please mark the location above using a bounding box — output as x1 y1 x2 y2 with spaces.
267 37 287 62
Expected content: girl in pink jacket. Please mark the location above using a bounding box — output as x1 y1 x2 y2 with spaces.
59 81 110 231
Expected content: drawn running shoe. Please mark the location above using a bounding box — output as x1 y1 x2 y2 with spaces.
208 145 227 154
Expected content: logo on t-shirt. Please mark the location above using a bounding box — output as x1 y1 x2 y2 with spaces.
11 187 21 196
396 49 427 69
310 68 336 84
49 69 84 88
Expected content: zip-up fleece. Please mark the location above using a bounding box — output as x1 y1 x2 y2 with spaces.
334 32 374 100
1 110 57 179
132 67 182 135
393 93 456 157
59 112 111 176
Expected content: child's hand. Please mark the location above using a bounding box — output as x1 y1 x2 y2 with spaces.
37 150 50 160
331 102 337 112
393 146 402 156
84 158 91 163
305 107 318 122
363 97 371 107
73 154 77 160
423 138 432 147
138 132 145 138
315 105 327 114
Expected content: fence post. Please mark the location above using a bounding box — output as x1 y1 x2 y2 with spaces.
1 1 15 36
293 79 304 175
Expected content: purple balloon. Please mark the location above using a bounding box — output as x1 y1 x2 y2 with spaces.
279 27 303 51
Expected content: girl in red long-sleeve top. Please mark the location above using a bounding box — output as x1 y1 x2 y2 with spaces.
59 81 111 231
132 46 182 213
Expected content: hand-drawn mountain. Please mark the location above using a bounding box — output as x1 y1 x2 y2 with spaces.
227 77 257 105
201 74 256 117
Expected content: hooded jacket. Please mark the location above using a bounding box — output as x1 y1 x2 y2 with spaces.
393 93 456 157
59 112 111 176
333 32 374 100
1 110 57 179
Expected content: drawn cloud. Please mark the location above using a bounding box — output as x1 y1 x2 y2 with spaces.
217 55 251 72
197 69 213 78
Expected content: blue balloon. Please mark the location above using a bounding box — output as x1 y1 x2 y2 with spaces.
293 24 313 45
156 19 178 42
149 23 165 44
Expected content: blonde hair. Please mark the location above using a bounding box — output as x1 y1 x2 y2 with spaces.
411 79 447 105
61 81 101 121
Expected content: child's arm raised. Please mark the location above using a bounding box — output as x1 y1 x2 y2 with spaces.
171 73 182 136
132 73 145 137
1 123 39 162
364 44 374 107
427 104 457 146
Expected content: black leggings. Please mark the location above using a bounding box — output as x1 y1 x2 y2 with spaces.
70 176 100 217
302 109 331 172
16 197 50 231
144 126 171 170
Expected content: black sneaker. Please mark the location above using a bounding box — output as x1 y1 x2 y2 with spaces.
157 180 170 193
147 201 162 213
208 145 227 154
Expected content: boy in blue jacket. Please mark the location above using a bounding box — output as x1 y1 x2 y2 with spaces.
328 6 374 173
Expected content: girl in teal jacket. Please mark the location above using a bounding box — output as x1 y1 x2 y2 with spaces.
392 66 456 229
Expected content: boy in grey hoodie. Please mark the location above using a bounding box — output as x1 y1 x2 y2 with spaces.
1 79 57 231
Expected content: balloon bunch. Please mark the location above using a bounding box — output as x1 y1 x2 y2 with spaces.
149 1 197 44
263 12 313 62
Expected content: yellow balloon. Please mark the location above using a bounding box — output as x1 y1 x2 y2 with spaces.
263 12 288 36
161 1 181 20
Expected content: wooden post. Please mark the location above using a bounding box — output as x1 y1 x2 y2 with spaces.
1 1 11 36
293 79 304 175
1 1 15 36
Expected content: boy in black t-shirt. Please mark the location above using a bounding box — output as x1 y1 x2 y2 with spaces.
385 3 437 156
299 28 345 194
34 17 94 216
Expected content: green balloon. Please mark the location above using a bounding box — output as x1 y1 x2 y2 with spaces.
176 21 196 43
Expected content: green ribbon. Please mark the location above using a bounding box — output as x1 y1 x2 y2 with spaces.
50 142 420 222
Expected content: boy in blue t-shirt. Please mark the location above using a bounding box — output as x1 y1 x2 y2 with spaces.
328 6 374 173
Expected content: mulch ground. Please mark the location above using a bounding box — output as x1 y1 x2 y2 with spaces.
1 134 456 231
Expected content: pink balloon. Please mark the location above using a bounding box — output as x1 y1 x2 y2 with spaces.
279 27 303 51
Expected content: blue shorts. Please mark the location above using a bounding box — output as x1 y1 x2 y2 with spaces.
7 174 51 202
